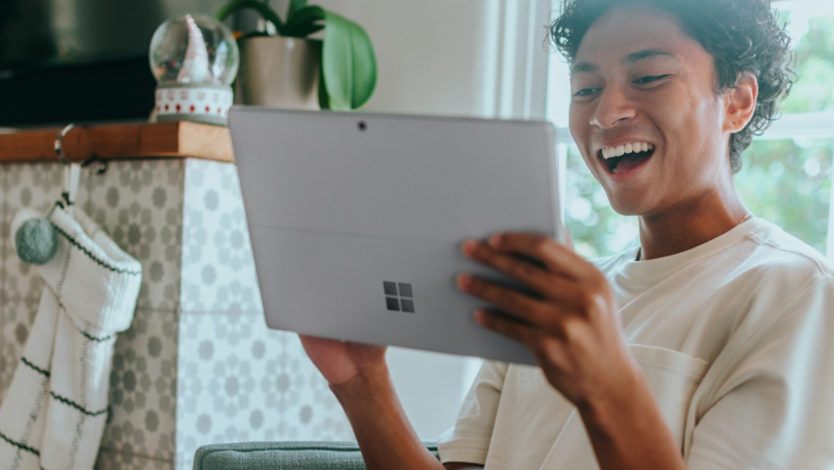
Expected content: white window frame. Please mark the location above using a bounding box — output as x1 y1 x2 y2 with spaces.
481 0 553 120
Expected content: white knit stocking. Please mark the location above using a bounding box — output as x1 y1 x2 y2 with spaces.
0 206 141 470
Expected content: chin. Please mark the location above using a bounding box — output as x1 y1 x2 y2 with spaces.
609 202 641 217
606 190 653 217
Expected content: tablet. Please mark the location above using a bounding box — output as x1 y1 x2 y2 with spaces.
230 107 562 365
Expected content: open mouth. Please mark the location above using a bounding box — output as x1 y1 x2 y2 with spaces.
598 142 655 174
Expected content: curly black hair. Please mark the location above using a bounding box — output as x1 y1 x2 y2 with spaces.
550 0 794 172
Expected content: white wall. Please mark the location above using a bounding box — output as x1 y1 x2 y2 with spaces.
314 0 499 117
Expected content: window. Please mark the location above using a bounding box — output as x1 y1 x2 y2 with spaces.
545 1 834 259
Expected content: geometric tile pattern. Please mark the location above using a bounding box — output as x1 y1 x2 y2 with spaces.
83 159 185 470
175 313 353 469
0 159 352 470
85 159 186 313
175 160 352 470
179 159 263 315
100 308 179 466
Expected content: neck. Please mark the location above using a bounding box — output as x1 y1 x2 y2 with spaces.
637 184 748 261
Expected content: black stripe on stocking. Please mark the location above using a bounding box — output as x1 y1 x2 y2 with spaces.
0 429 40 456
49 392 107 417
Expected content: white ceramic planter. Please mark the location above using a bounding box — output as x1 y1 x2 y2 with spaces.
237 36 320 110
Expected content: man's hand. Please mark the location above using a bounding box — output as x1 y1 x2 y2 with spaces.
457 233 636 408
299 335 387 386
457 233 687 470
300 335 460 470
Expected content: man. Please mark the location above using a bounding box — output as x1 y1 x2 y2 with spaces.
300 0 834 468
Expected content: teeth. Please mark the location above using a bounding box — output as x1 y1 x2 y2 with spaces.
600 142 654 159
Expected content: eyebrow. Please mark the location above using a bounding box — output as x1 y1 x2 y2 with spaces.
570 49 680 76
571 61 598 74
622 49 679 65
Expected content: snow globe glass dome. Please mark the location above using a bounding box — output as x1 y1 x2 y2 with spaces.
150 13 239 125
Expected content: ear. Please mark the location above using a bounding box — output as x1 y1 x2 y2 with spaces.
723 72 758 134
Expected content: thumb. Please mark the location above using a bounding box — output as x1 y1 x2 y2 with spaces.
561 225 574 251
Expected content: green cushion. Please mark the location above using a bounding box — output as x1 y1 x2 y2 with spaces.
193 440 439 470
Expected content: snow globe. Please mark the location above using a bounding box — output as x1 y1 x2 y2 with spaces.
150 13 239 126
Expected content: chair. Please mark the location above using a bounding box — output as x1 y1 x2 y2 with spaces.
193 440 439 469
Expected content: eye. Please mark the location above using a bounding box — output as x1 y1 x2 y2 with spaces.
633 74 670 85
573 88 601 97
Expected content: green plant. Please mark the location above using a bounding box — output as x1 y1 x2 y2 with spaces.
217 0 376 110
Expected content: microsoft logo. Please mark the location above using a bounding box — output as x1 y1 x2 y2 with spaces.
383 281 415 313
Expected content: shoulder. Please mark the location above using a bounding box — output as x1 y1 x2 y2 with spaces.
712 220 834 355
735 220 834 288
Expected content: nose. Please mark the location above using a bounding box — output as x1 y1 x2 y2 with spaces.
589 85 636 129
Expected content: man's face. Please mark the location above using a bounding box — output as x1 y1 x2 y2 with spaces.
569 6 732 217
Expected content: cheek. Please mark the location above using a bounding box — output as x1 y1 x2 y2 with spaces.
658 92 723 156
692 93 724 133
663 96 729 188
568 104 585 140
688 96 727 162
569 104 595 159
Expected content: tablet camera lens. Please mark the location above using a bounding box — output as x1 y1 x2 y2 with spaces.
358 121 367 131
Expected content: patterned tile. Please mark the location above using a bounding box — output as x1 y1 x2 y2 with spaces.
175 311 353 470
0 300 38 403
102 308 178 463
95 448 173 470
86 160 185 313
180 160 262 315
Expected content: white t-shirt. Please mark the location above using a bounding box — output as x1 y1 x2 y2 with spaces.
438 218 834 469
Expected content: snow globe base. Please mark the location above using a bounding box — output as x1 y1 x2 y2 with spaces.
155 83 234 126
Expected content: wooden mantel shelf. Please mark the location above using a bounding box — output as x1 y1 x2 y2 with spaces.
0 121 234 163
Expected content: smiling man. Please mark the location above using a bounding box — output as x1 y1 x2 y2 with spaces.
300 0 834 469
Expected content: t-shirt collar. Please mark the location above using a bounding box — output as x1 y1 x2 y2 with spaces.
616 216 765 282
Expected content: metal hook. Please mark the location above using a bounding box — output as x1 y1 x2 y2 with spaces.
54 123 76 164
81 155 108 175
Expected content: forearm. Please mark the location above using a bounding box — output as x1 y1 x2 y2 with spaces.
578 367 687 470
331 364 446 470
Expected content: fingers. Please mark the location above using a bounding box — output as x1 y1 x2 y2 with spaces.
458 273 567 330
474 309 545 351
484 232 593 281
564 226 574 251
462 240 583 304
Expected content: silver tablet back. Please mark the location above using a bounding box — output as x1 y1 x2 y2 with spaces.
230 107 561 365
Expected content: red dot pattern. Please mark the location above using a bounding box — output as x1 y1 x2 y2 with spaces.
155 88 232 117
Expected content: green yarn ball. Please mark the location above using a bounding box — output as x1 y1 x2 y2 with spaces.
16 218 58 265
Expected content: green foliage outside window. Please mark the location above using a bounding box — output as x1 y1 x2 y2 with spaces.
735 139 832 254
782 12 834 114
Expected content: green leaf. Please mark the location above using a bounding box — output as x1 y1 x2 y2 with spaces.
308 39 330 109
286 0 308 20
283 5 325 37
321 11 377 110
286 23 324 38
238 30 271 40
216 0 284 35
318 65 331 110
